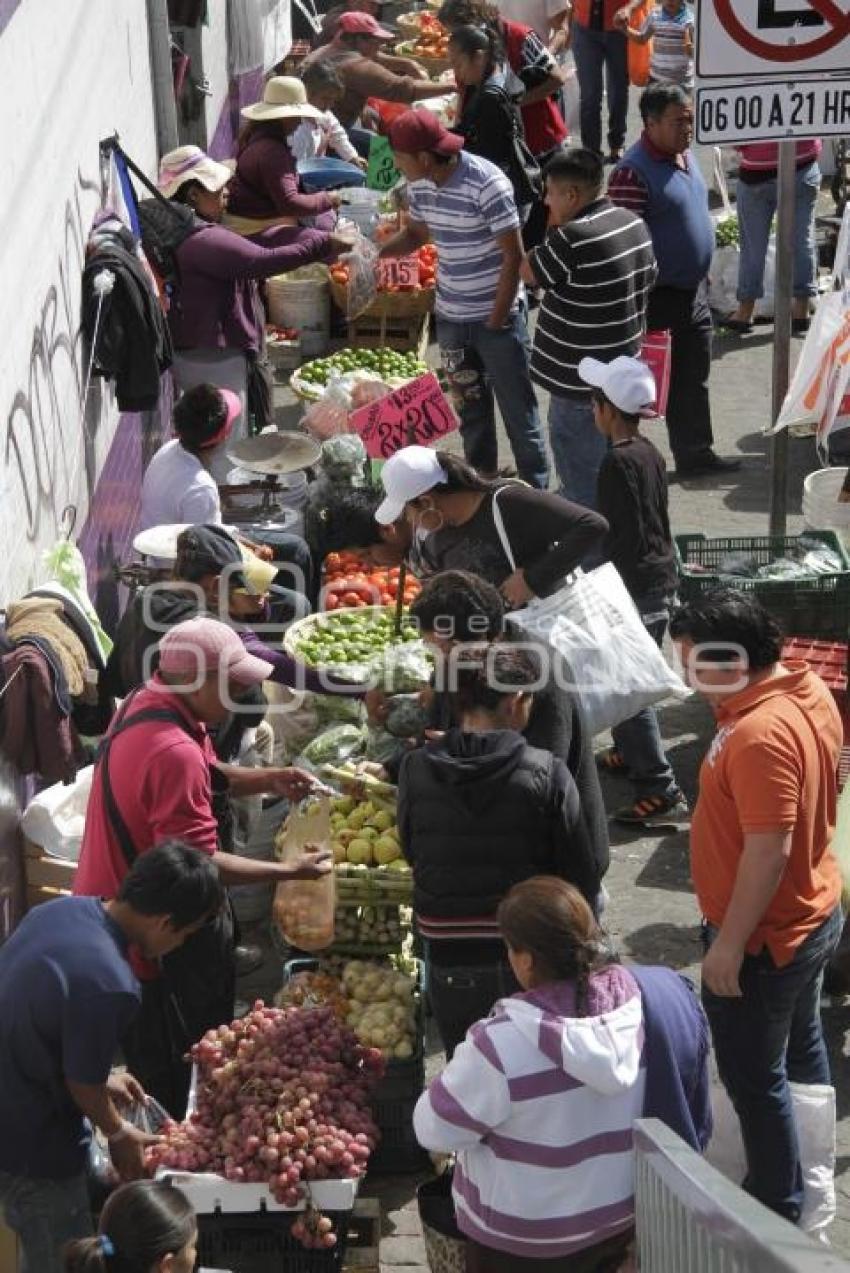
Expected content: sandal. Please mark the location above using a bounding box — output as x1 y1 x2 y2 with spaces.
613 794 690 827
721 314 754 333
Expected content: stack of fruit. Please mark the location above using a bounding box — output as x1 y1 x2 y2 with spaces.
329 243 438 295
275 961 420 1062
330 794 404 870
288 607 419 672
322 550 421 611
395 11 450 65
293 347 428 401
334 906 406 950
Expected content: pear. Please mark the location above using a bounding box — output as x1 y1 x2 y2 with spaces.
373 835 400 865
359 826 379 842
371 809 393 832
332 840 348 864
346 838 373 866
386 858 410 874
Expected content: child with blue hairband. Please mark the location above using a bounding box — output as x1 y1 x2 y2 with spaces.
64 1180 197 1273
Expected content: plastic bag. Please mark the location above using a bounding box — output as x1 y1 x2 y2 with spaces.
314 693 365 728
273 795 336 951
21 766 93 862
365 725 401 764
322 433 368 483
372 642 433 693
302 378 352 439
385 693 430 739
504 565 690 736
300 723 368 768
339 235 380 319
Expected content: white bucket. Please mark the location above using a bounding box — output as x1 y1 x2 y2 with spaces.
802 468 850 539
267 265 330 359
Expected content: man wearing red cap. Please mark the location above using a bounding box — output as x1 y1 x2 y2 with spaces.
75 616 331 1116
379 110 549 489
301 11 450 137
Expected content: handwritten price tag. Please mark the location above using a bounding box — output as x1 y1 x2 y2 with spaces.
367 134 401 193
377 254 419 289
349 372 458 461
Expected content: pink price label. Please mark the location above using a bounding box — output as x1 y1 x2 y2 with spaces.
376 254 420 290
349 372 458 461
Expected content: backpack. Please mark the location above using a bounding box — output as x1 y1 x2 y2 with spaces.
136 198 196 296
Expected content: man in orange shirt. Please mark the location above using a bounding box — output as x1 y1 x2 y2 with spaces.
670 590 842 1231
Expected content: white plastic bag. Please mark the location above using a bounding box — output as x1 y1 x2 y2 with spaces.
709 147 774 319
504 566 689 736
339 234 380 319
789 1081 837 1241
772 289 850 440
21 766 93 862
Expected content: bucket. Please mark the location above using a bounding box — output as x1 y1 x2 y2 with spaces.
267 265 330 359
802 468 850 545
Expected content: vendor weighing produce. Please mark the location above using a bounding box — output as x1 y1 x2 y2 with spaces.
0 843 223 1273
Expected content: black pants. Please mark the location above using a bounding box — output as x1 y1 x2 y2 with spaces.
428 957 520 1059
122 912 236 1118
646 280 714 464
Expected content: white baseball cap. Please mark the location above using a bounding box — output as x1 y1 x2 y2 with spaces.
578 356 657 416
375 446 448 525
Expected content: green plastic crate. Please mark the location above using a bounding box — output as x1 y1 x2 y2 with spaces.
674 531 850 640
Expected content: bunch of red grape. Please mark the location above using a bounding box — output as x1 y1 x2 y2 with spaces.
145 1001 385 1248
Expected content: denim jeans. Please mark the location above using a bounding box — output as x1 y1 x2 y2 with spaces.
570 23 629 156
736 161 820 302
427 956 520 1059
0 1170 92 1273
611 595 680 801
701 905 843 1223
436 313 549 488
548 392 607 509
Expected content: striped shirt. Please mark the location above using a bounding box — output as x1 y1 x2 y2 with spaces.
528 197 657 397
413 969 646 1260
640 5 694 88
408 151 521 323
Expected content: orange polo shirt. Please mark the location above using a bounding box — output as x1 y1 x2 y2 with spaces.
690 661 842 967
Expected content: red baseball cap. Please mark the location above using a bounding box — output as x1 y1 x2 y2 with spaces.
388 109 464 157
338 11 395 37
196 388 242 451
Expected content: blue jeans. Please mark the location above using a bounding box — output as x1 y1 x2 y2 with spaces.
736 162 820 302
436 313 549 488
571 23 629 156
702 905 843 1223
548 392 607 509
611 595 680 801
0 1170 92 1273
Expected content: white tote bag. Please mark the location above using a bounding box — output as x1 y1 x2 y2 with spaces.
491 493 689 736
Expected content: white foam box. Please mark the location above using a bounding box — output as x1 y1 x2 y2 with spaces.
156 1170 358 1215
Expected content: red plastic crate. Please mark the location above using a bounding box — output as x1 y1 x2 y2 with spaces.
782 639 848 704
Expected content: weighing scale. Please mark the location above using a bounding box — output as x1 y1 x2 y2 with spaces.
219 432 321 528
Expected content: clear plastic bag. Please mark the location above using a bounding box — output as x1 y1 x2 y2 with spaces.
340 235 380 319
273 796 336 951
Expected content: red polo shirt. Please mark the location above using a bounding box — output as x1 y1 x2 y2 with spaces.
74 678 220 977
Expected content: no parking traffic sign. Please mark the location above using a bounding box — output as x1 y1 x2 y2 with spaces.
697 0 850 79
695 0 850 141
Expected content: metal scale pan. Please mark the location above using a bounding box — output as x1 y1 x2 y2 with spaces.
222 432 321 527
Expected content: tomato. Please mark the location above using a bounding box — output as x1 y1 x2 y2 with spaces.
325 553 342 572
380 591 394 605
325 592 341 610
341 591 362 607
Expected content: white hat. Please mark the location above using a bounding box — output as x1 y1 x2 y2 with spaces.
241 76 324 123
578 355 657 416
375 446 448 525
157 146 234 199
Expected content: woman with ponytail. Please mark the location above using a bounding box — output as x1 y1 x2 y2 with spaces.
65 1181 196 1273
414 876 712 1272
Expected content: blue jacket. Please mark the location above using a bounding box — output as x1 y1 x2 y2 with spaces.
632 964 713 1152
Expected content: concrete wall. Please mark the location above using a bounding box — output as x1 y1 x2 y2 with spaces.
0 0 159 606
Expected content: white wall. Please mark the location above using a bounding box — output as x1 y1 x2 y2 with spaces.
0 0 158 604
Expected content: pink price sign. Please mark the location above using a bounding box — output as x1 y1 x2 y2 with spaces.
349 372 458 460
376 254 420 290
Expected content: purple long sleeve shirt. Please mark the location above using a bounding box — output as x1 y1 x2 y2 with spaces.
240 628 366 698
228 135 335 221
170 221 335 352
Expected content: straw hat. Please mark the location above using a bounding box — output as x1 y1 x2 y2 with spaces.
157 146 234 199
241 76 324 123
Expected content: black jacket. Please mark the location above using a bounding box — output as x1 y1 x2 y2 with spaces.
81 222 172 410
103 586 200 699
397 728 600 923
386 647 610 881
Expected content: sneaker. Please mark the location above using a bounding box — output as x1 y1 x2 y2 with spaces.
613 794 690 827
676 451 742 478
596 747 629 774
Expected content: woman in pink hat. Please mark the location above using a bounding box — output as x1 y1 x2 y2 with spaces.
146 145 352 457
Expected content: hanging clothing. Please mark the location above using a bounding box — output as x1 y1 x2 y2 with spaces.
0 646 84 783
81 222 173 410
6 598 89 699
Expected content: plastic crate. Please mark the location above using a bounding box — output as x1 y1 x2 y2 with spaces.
781 639 848 704
674 531 850 640
196 1207 349 1273
369 1085 429 1175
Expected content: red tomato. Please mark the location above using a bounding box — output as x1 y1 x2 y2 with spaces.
325 592 341 610
341 591 362 607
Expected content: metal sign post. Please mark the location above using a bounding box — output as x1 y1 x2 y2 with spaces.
768 141 796 537
695 0 843 535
